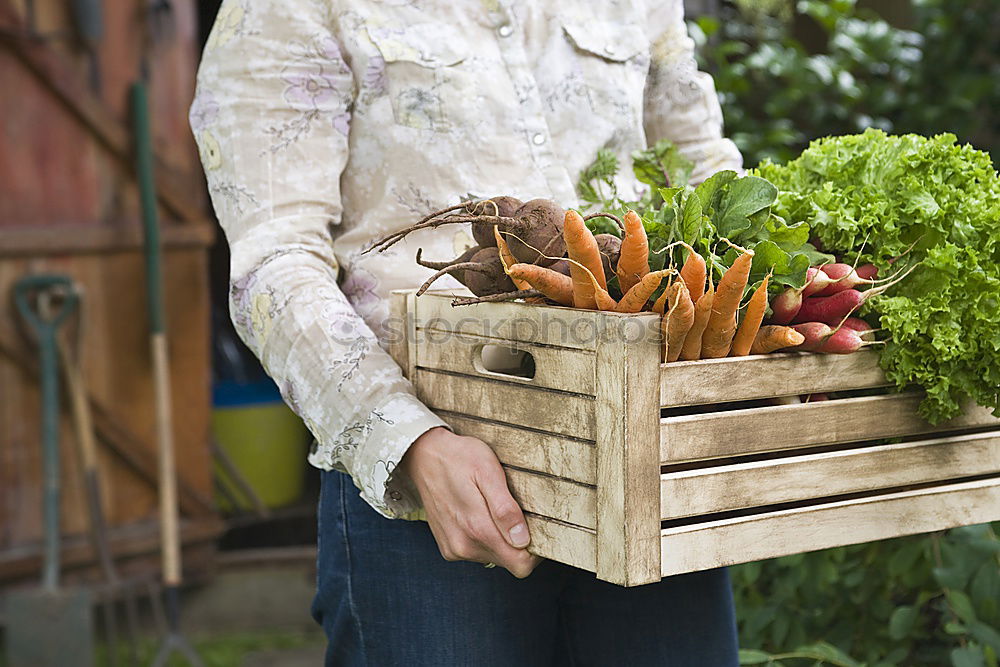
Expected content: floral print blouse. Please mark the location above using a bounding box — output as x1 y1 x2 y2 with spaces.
191 0 742 519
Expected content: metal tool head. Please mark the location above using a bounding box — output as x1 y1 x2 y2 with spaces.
3 588 94 667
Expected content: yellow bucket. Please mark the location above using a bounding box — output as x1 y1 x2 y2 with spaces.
212 381 309 510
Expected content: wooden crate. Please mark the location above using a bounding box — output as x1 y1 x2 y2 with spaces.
389 290 1000 586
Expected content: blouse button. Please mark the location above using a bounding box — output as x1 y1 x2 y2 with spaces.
498 24 513 38
532 133 546 146
604 44 617 56
389 490 403 501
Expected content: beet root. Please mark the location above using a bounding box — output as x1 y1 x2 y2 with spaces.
504 199 567 266
415 246 481 271
416 247 514 297
467 196 524 247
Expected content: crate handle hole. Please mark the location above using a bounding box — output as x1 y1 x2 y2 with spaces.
475 345 536 380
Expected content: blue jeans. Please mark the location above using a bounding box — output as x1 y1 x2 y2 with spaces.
312 470 739 666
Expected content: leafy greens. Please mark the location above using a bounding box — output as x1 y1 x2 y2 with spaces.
756 129 1000 423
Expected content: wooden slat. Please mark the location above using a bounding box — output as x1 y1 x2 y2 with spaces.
661 478 1000 576
414 369 595 440
661 393 1000 462
660 350 887 407
0 223 215 256
413 291 601 350
0 1 209 227
505 467 596 530
386 291 409 372
594 314 662 586
661 431 1000 519
524 514 596 572
439 413 595 484
414 330 596 395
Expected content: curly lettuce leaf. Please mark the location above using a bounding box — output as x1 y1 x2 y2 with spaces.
757 129 1000 422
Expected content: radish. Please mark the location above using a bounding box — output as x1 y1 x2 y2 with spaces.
842 316 877 341
816 263 879 296
817 326 866 354
801 266 834 297
770 267 835 324
856 264 878 280
793 290 865 325
770 287 803 325
791 322 833 352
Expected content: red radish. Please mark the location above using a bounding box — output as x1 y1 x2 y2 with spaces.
770 267 835 325
818 326 866 355
791 322 833 352
792 290 865 325
842 316 878 341
856 264 878 280
816 263 877 296
801 266 834 297
803 393 829 402
770 287 803 325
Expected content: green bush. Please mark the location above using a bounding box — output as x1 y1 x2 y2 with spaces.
692 0 1000 167
690 2 1000 664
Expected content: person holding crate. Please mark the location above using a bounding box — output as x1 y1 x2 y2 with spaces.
192 1 742 664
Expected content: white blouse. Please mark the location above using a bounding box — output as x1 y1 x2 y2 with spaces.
191 0 741 519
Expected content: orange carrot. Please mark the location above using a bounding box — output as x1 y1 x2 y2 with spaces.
494 226 531 291
585 268 619 311
729 275 770 357
680 279 714 361
663 282 695 362
679 247 707 303
563 210 607 309
506 264 574 306
750 325 806 354
616 210 650 294
617 269 671 313
701 250 754 358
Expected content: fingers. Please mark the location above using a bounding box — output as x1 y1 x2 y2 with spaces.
475 462 531 549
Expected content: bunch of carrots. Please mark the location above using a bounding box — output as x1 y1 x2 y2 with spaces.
496 209 792 362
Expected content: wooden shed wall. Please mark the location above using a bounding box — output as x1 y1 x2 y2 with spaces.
0 0 220 583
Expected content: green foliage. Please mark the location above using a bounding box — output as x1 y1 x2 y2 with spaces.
755 130 1000 423
693 0 1000 167
576 140 829 295
732 526 1000 666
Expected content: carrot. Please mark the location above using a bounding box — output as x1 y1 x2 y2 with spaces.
680 279 714 361
679 247 707 303
750 325 805 354
729 274 769 357
506 264 574 306
494 227 531 291
616 210 650 294
563 210 607 309
663 282 695 362
617 269 671 313
701 249 754 358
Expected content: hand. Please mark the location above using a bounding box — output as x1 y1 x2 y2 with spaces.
398 427 542 578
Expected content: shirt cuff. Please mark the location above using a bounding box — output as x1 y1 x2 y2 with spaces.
308 391 450 518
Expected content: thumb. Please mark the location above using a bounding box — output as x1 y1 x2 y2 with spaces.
476 464 531 549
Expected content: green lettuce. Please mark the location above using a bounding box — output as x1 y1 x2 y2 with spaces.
756 129 1000 422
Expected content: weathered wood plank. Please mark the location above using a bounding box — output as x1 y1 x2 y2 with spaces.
661 478 1000 576
386 290 409 373
661 393 1000 462
505 467 596 530
660 350 887 407
414 330 596 395
661 430 1000 519
414 369 595 440
413 291 602 350
594 314 662 586
438 413 595 485
524 514 596 572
